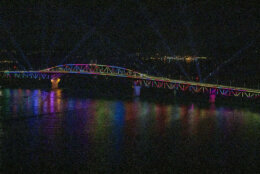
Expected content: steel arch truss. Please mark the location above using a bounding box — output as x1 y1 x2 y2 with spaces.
134 79 260 99
43 64 145 78
2 64 260 99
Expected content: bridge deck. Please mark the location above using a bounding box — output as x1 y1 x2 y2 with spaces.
1 62 260 99
1 70 260 95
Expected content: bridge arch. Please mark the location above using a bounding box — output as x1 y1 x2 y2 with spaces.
41 64 147 79
2 64 260 99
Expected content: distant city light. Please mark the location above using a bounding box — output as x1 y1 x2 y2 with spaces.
142 55 207 63
0 60 20 71
0 60 18 63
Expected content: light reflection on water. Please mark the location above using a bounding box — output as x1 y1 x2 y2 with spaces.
0 89 259 136
0 88 259 172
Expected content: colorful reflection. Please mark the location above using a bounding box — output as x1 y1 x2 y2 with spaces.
0 88 260 173
0 89 259 142
0 121 2 169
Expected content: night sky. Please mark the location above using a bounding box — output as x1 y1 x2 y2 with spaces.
0 0 259 83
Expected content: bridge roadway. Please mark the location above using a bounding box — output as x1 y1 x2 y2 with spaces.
1 64 260 98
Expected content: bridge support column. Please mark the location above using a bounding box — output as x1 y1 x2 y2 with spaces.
51 78 61 89
133 83 142 97
209 94 216 103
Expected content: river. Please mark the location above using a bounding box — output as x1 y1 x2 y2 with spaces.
0 88 259 173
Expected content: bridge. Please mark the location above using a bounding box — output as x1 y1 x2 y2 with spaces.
1 64 260 99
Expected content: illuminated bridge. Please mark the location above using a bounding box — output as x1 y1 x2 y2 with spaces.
1 64 260 99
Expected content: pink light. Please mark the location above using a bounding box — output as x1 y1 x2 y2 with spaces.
209 94 216 103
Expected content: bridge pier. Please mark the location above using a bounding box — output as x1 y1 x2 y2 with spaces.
51 78 61 89
209 94 216 103
133 83 142 97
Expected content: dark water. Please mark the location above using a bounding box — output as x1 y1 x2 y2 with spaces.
0 89 259 173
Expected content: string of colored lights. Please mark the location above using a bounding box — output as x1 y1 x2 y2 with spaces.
1 64 260 99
